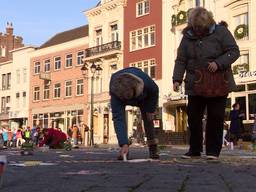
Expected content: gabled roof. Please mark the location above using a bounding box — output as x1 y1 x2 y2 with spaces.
40 25 89 49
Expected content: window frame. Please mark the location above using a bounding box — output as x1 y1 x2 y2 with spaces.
54 83 61 99
65 54 73 68
54 56 61 71
76 79 84 96
34 61 41 74
33 86 40 101
65 80 72 97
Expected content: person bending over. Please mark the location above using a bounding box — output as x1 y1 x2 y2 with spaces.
110 67 159 160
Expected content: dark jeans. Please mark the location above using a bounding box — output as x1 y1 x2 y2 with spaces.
140 109 156 144
187 95 227 156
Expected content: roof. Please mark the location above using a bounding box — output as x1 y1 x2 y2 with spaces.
39 25 89 49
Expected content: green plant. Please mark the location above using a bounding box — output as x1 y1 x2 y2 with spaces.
171 14 177 26
234 24 248 39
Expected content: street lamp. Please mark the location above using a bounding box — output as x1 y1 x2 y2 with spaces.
81 62 102 146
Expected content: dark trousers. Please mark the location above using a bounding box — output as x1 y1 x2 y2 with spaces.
140 109 156 144
187 95 227 156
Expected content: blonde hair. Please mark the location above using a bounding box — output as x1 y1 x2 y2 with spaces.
110 73 139 100
188 7 215 29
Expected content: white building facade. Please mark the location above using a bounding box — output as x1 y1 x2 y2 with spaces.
9 46 35 130
83 0 126 144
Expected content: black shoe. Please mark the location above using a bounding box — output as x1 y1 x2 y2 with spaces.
181 151 201 159
149 145 160 159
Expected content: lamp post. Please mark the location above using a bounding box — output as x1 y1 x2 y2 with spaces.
81 62 102 146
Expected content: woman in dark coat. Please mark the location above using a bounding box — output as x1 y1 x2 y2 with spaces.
172 7 240 159
230 103 244 144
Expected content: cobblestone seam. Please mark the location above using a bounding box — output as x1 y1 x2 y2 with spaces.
177 175 190 192
219 174 233 192
128 176 153 192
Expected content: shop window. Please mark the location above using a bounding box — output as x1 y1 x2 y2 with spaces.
249 94 256 120
248 83 256 91
235 84 245 92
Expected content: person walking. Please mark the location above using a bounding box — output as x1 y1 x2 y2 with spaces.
110 67 159 160
172 7 239 160
71 124 79 147
230 103 244 145
16 128 23 147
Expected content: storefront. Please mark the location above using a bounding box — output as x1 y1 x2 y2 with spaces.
31 104 86 133
226 72 256 126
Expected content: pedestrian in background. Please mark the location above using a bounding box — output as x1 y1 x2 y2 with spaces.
2 129 8 148
72 124 79 146
230 103 244 145
110 67 159 160
173 7 239 160
16 128 23 147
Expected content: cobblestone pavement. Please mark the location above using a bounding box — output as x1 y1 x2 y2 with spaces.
0 146 256 192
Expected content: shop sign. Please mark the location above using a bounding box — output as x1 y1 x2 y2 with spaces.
239 71 256 78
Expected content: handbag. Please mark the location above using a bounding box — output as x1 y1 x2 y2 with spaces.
192 40 229 97
193 67 229 97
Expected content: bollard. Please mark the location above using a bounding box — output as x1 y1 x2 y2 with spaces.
0 155 7 188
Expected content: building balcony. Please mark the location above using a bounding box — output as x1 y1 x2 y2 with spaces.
84 41 122 62
39 72 51 81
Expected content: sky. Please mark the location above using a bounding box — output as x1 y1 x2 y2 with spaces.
0 0 99 46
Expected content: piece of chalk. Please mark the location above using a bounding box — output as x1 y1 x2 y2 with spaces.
123 154 127 162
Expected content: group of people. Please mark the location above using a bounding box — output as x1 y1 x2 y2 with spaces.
0 123 89 150
0 126 40 149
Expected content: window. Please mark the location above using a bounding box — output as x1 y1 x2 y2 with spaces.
6 96 10 112
248 83 256 91
235 84 246 92
233 54 249 75
1 97 6 113
65 81 72 97
2 74 6 90
7 73 11 89
16 92 20 108
23 68 27 83
16 70 20 84
109 63 118 75
65 54 72 68
34 62 40 74
54 83 61 98
130 59 156 78
130 25 155 51
43 85 50 100
54 57 61 70
33 87 40 101
234 13 249 40
76 79 84 96
96 29 103 46
137 0 150 17
0 46 6 57
77 51 84 65
249 94 256 120
44 59 51 72
111 24 119 42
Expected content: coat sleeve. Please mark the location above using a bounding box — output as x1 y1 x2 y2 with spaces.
110 94 128 146
141 77 159 113
215 26 240 70
172 36 187 84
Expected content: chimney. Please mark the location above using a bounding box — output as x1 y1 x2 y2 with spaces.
6 22 13 35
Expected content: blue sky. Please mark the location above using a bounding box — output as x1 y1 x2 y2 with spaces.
0 0 99 46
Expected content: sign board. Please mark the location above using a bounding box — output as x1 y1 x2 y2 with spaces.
239 71 256 78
